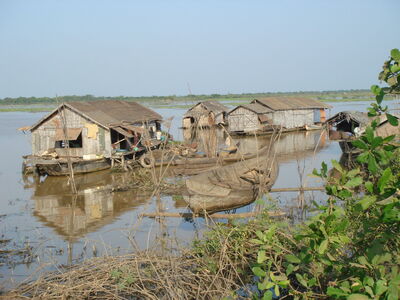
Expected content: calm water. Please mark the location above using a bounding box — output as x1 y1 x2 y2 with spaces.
0 100 398 289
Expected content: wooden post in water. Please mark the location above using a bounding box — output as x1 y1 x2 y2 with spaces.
56 96 77 194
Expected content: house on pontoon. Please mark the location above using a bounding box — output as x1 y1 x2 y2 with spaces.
227 102 274 133
326 111 399 140
228 97 331 134
252 97 331 128
29 100 163 157
24 100 163 175
182 101 228 128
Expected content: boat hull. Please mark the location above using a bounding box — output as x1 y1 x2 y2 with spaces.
36 158 111 176
185 156 278 213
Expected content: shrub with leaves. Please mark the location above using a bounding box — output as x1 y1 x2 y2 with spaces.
247 49 400 299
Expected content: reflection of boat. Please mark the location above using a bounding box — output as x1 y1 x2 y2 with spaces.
184 155 278 213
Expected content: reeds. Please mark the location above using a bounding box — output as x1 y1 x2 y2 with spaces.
5 248 245 299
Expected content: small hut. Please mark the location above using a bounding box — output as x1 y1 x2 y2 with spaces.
252 97 332 129
326 111 399 140
182 101 228 128
227 103 273 133
29 100 163 159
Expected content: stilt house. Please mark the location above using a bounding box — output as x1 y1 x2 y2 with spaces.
29 100 163 158
251 97 331 129
182 101 228 128
227 103 274 133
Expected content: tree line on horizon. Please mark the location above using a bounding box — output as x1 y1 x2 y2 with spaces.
0 89 375 105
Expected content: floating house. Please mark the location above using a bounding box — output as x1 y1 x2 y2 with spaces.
252 97 331 128
228 97 331 134
227 103 273 133
182 101 228 128
25 100 163 175
326 111 399 153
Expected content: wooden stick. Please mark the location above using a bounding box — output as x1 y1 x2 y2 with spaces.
140 211 286 219
269 187 324 192
57 96 77 194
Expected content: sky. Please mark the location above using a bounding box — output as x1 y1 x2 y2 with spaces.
0 0 399 98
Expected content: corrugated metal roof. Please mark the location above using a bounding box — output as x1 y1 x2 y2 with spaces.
67 100 162 126
253 97 332 110
30 100 162 131
240 103 273 114
200 100 228 113
228 103 273 115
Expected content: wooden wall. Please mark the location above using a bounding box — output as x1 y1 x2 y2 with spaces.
271 109 314 129
228 107 263 132
376 122 399 138
31 107 112 157
215 112 225 125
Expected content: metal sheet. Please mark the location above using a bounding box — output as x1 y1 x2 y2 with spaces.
120 124 146 134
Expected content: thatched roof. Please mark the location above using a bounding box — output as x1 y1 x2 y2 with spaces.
30 100 162 131
326 111 372 127
252 97 332 111
184 101 228 117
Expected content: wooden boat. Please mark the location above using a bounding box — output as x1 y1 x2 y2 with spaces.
139 145 271 176
24 156 111 176
184 155 278 213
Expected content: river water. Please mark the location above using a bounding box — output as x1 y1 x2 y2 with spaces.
0 100 398 289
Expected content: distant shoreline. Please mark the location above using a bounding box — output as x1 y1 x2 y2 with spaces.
0 90 398 112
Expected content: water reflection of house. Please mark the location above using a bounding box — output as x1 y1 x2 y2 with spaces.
182 101 228 128
182 125 327 159
231 130 327 158
31 172 151 239
228 97 331 133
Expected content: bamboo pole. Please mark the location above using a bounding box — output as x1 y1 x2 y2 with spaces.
57 96 77 194
140 210 286 219
269 187 324 192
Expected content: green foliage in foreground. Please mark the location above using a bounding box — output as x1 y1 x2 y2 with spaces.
194 49 400 299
